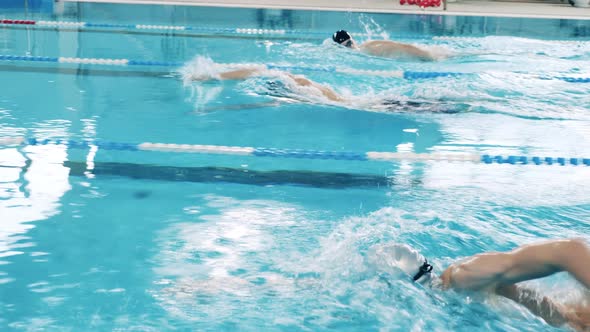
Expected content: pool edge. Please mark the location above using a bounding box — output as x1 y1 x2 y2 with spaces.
60 0 590 20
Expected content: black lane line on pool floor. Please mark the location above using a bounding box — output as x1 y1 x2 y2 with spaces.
0 64 174 78
63 161 410 189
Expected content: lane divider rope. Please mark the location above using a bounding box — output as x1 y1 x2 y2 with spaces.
1 54 590 82
1 137 588 166
0 54 183 67
0 18 428 39
0 18 292 36
432 36 590 43
2 19 589 44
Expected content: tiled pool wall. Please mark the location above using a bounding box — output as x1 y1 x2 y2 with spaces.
3 1 590 39
3 0 52 11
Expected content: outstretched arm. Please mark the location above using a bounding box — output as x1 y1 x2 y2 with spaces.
189 63 345 102
442 238 590 290
190 65 268 81
441 238 590 330
218 67 265 80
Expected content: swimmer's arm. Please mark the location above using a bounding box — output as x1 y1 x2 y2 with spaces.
443 239 590 330
443 239 590 291
495 284 568 327
286 73 345 102
312 83 344 102
497 284 590 332
218 68 265 80
191 66 268 81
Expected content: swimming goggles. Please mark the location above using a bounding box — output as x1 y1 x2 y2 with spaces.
412 260 433 282
339 38 353 47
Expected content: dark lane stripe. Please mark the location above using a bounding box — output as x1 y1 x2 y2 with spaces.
64 161 403 189
0 64 174 77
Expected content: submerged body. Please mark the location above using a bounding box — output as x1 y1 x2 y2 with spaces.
187 60 464 113
381 239 590 330
439 239 590 331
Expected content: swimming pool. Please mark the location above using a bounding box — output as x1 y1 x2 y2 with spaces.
1 1 590 331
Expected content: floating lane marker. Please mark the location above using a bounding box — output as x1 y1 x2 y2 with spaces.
0 137 588 167
0 54 589 82
138 143 254 155
37 20 85 27
0 19 36 25
58 57 129 65
3 19 590 43
336 68 405 78
0 54 184 67
432 36 590 44
3 54 588 83
235 28 286 35
136 24 185 31
1 18 289 36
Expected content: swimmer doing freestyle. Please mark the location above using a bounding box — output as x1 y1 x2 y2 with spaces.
381 238 590 331
331 30 439 61
188 62 459 113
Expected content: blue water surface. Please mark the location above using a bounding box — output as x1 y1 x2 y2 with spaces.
0 2 589 331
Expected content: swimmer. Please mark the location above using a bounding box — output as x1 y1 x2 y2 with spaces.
332 30 439 61
189 65 344 102
383 238 590 331
187 62 461 113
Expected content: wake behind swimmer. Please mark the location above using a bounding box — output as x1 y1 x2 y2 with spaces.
180 56 468 114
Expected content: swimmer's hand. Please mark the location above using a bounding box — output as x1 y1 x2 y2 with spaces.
284 73 345 102
190 72 216 81
496 284 590 331
558 302 590 332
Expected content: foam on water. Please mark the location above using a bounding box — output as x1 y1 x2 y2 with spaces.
178 35 590 118
148 189 587 330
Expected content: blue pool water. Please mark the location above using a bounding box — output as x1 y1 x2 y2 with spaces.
1 2 590 331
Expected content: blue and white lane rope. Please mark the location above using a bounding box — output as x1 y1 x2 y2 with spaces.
4 19 590 44
0 19 292 36
0 54 460 79
432 36 590 44
2 54 590 82
0 19 417 39
0 54 183 67
1 137 589 166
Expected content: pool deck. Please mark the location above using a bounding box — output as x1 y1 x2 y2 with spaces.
66 0 590 20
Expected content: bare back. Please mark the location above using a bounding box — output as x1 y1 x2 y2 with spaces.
359 40 435 61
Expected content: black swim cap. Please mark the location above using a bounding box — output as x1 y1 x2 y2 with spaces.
332 30 352 46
